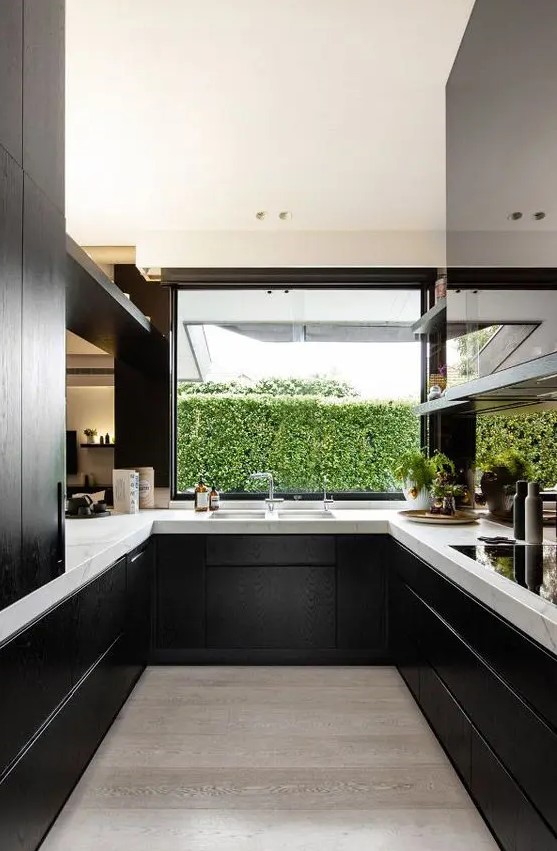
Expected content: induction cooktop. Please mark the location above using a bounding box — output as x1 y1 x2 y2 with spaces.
452 544 557 605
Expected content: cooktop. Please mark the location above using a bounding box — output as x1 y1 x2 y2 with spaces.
452 544 557 605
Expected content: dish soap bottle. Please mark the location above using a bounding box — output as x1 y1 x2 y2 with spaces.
194 477 209 512
209 485 220 511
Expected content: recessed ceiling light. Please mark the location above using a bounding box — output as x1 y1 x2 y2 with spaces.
533 211 547 220
279 211 292 221
507 211 523 221
255 211 267 221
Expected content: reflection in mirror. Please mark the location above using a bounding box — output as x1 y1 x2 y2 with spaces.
446 289 557 388
446 0 557 268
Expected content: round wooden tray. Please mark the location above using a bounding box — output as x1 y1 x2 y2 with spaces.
399 509 479 525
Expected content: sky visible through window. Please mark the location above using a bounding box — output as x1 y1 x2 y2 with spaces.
202 326 421 401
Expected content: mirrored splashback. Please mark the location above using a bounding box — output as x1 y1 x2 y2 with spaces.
446 289 557 389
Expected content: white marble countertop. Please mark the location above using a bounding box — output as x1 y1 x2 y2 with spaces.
1 508 557 658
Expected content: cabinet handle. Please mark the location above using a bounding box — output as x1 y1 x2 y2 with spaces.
130 551 144 564
56 481 64 566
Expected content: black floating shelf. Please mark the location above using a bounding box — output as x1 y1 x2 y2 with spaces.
80 443 116 448
411 297 446 337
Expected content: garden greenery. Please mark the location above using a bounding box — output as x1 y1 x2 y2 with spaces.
176 391 419 493
477 412 557 488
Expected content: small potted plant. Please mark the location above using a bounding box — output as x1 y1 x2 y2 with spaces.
430 470 464 516
83 428 97 445
479 449 533 520
395 448 454 511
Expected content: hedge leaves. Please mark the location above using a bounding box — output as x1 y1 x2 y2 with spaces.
177 394 419 492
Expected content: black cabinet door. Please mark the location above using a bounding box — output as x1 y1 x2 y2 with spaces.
22 0 64 212
126 543 153 665
206 564 336 649
0 594 73 777
388 574 421 699
0 150 23 609
206 535 336 566
71 558 127 684
0 0 22 163
155 536 206 649
470 727 557 851
21 176 65 599
336 536 386 649
419 663 472 786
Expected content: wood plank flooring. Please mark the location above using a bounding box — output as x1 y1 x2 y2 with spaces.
42 666 497 850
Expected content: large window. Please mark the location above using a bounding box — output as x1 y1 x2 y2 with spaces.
173 287 423 498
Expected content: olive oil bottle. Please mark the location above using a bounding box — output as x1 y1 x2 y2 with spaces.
194 477 209 512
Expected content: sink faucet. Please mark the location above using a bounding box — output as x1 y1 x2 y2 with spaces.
322 476 334 512
249 472 284 512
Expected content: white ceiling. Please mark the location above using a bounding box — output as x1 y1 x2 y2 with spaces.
66 0 474 247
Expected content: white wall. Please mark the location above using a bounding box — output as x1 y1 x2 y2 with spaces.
136 230 446 270
66 386 115 487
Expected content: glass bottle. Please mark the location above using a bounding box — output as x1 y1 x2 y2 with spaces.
194 478 209 512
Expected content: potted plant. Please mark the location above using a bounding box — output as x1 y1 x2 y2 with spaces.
83 428 97 445
479 449 533 520
395 448 453 511
430 470 464 516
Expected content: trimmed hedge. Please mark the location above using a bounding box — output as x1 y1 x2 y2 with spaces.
477 411 557 488
177 394 419 492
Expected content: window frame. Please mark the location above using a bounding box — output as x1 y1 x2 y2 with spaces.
169 271 433 501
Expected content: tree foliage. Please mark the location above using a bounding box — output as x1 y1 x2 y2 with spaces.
177 394 418 492
178 375 358 398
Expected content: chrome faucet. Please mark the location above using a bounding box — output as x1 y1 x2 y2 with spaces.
249 472 284 512
322 476 334 512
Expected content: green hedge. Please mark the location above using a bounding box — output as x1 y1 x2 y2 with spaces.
477 411 557 488
177 394 419 492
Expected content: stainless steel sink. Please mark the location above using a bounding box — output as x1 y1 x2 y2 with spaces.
210 509 268 519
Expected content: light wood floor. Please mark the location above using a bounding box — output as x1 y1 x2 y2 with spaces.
42 666 497 850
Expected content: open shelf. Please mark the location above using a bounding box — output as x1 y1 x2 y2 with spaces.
80 443 115 449
414 351 557 417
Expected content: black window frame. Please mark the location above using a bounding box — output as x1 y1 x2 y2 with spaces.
169 268 434 501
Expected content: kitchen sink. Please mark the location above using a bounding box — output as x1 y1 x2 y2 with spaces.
210 509 268 519
278 509 335 518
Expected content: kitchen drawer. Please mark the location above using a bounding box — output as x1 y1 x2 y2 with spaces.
206 535 335 566
409 584 557 836
471 726 557 851
0 595 73 776
392 540 557 733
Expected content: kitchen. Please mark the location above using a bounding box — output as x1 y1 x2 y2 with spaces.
1 1 557 849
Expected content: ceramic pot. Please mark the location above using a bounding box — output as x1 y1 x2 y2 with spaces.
480 468 515 520
402 482 431 511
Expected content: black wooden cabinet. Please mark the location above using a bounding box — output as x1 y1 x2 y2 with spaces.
126 542 153 666
0 149 23 609
336 536 386 650
206 564 336 649
389 540 557 850
153 534 387 663
0 0 23 163
20 176 65 600
22 0 64 213
71 557 127 683
0 550 149 851
154 536 206 649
